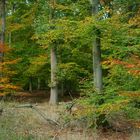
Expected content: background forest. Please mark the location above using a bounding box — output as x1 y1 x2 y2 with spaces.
0 0 140 136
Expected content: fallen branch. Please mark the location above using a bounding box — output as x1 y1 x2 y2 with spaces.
15 104 60 126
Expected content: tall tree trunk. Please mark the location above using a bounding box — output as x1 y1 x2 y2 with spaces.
1 0 5 46
0 0 6 77
92 0 103 93
49 0 58 105
49 47 58 104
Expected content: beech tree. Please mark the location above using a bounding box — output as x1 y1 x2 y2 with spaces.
0 0 6 80
92 0 103 93
0 0 6 63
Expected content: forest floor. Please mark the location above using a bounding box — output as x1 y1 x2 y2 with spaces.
0 91 139 140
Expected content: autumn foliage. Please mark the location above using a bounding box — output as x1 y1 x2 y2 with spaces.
0 42 9 53
103 55 140 76
0 44 20 94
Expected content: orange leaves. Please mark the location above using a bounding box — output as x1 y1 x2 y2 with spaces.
103 55 140 76
0 42 11 53
0 83 20 91
0 60 19 77
0 76 20 92
0 77 20 92
125 64 135 69
3 84 20 90
0 42 6 53
128 70 140 76
0 78 9 83
102 59 126 67
0 58 20 77
1 58 20 66
0 47 20 92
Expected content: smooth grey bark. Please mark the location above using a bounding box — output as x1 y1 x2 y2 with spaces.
49 0 58 105
49 47 58 104
92 0 103 93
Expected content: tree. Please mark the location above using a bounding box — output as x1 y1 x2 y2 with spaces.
1 0 6 44
50 46 58 104
92 0 103 93
48 0 58 105
5 0 46 92
0 0 6 65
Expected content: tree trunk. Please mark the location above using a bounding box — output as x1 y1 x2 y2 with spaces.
61 82 64 97
29 77 33 93
93 31 102 92
49 47 58 105
0 0 6 77
37 77 41 90
92 0 103 93
1 0 5 44
9 32 11 47
49 0 58 105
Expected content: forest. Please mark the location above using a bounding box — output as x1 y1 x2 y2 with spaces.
0 0 140 139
